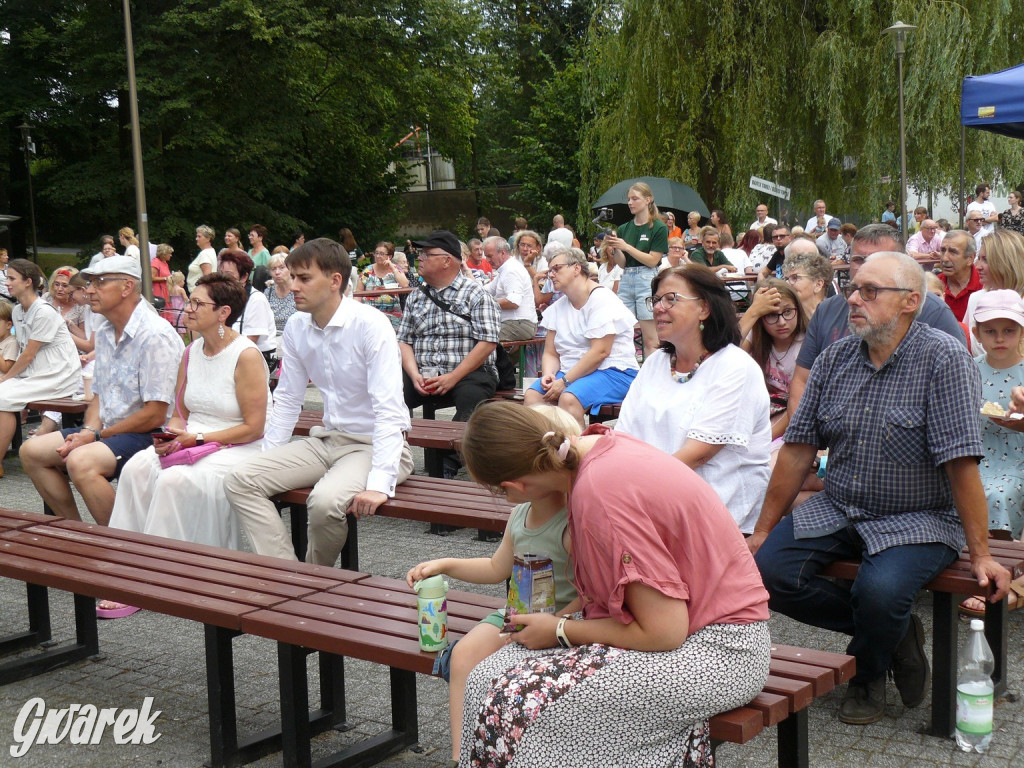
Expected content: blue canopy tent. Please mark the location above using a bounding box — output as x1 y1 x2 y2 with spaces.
959 63 1024 223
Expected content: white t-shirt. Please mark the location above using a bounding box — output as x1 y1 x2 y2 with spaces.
486 257 536 322
233 287 277 353
804 214 835 235
749 217 778 230
967 200 997 236
597 262 623 289
187 247 218 292
616 345 771 533
540 287 638 373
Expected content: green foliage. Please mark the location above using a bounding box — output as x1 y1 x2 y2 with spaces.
0 0 475 257
579 0 1024 225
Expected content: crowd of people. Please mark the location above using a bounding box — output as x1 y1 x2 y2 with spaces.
2 182 1024 766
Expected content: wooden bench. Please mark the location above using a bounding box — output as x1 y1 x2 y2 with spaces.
0 509 362 768
1 508 852 768
240 574 855 768
822 539 1024 738
273 476 511 569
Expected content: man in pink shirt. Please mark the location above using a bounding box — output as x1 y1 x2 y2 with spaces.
906 219 944 262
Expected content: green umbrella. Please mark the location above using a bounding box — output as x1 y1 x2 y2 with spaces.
591 176 710 226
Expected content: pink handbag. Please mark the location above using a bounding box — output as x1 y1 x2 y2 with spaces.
159 442 224 469
158 342 227 469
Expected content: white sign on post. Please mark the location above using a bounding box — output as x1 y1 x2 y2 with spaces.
749 176 791 201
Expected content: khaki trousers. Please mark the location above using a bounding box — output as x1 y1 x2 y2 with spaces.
224 429 414 565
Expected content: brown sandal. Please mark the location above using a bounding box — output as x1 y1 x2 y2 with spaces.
958 575 1024 618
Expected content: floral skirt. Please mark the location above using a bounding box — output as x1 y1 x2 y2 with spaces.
459 619 771 768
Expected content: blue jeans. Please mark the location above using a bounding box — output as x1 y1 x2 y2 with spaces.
754 516 957 683
617 266 659 320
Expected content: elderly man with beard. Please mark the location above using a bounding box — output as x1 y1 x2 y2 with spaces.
747 251 1011 726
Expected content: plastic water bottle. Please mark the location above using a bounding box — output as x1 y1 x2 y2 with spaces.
955 618 994 753
413 574 449 652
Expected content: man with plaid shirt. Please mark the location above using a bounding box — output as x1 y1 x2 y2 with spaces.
748 252 1011 726
398 230 501 477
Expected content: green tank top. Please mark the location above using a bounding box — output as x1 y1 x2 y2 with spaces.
507 501 577 610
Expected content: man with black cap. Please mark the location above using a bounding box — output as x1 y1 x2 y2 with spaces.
398 229 501 475
21 255 183 529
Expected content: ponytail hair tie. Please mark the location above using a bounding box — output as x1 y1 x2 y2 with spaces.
542 431 571 463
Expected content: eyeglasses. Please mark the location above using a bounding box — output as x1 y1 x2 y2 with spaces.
668 246 686 252
841 283 912 301
187 298 218 311
419 250 449 260
373 251 390 258
772 233 790 240
763 308 798 324
784 274 810 285
84 276 127 289
547 262 575 275
644 292 700 311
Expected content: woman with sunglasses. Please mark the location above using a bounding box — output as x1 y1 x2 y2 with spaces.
524 247 639 428
617 265 771 534
0 260 80 477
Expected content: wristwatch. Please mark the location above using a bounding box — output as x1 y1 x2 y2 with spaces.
195 433 205 446
556 617 573 649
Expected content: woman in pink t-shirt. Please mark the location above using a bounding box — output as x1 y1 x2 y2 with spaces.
455 401 771 768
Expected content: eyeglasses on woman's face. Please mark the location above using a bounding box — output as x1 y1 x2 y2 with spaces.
762 307 798 325
186 298 218 312
547 261 576 275
841 283 911 301
644 291 700 311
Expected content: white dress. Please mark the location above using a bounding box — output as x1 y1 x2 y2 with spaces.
0 299 80 410
616 345 772 533
109 336 271 549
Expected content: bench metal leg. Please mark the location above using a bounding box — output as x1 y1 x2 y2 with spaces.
929 592 958 737
777 709 809 768
206 629 345 768
286 662 417 768
281 502 359 571
984 599 1008 698
0 583 52 655
0 591 98 685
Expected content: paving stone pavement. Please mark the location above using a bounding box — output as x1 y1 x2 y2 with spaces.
1 389 1022 767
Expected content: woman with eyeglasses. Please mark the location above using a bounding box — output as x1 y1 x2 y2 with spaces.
358 241 409 330
780 249 833 319
742 279 808 446
617 265 771 533
0 259 80 477
107 274 272 565
523 247 639 428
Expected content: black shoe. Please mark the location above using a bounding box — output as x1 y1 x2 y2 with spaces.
477 530 502 543
427 524 458 536
890 613 929 708
838 678 886 724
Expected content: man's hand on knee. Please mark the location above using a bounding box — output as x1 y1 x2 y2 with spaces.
348 490 388 519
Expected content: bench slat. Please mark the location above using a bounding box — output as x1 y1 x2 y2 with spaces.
765 659 835 696
762 674 815 712
770 644 856 684
0 544 258 627
41 521 355 592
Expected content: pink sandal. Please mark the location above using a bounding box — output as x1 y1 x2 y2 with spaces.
96 600 141 619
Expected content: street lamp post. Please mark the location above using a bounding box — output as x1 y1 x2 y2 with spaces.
884 21 916 237
16 123 39 262
122 0 153 300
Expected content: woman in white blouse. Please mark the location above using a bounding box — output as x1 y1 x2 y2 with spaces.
524 248 639 428
616 264 771 533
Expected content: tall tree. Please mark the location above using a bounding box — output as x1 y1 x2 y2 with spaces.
0 0 475 256
579 0 1024 226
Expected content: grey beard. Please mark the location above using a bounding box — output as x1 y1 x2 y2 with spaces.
848 314 900 347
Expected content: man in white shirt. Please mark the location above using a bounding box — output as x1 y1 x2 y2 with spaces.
749 204 777 231
966 183 998 236
965 211 990 253
804 199 835 236
483 236 537 341
225 238 414 565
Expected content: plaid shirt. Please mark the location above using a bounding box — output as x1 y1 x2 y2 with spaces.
785 322 983 555
396 274 501 379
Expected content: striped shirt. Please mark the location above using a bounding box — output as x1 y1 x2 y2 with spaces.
785 322 983 555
